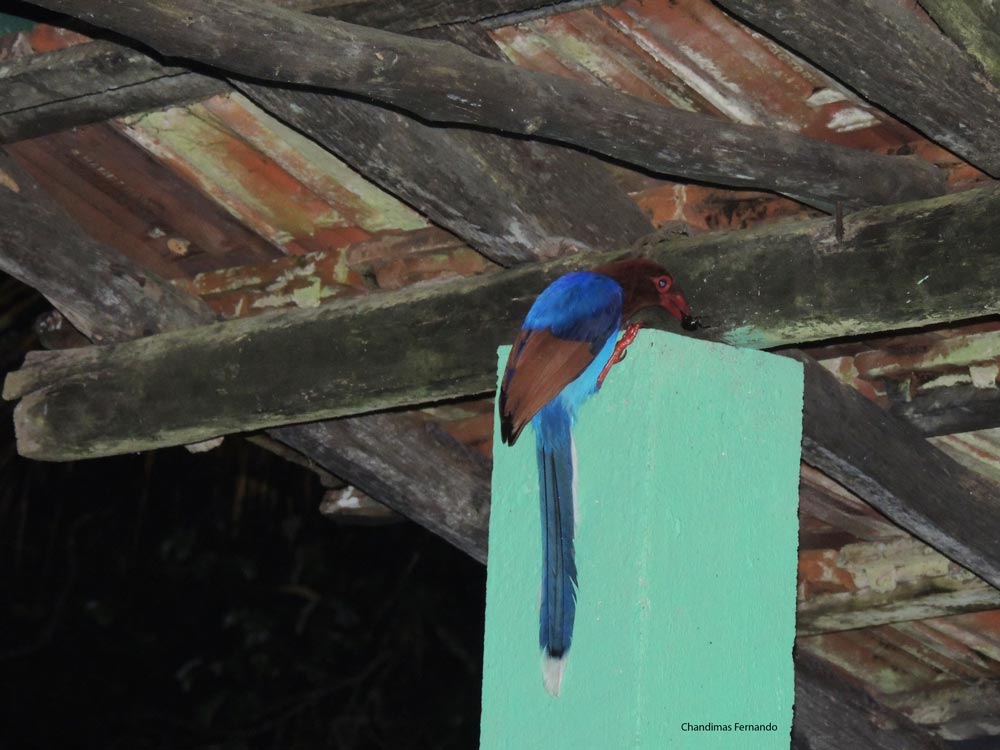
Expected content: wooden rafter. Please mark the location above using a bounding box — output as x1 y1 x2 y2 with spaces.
0 149 211 341
0 11 654 267
0 149 491 562
235 24 655 266
888 384 1000 437
919 0 1000 87
794 351 1000 591
792 651 949 750
715 0 1000 176
9 182 1000 461
271 417 490 560
0 40 225 143
279 0 609 29
12 0 945 208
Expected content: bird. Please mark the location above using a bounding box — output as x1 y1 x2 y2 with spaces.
498 257 698 696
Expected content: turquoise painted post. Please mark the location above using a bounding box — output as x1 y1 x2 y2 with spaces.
481 331 803 748
0 13 35 34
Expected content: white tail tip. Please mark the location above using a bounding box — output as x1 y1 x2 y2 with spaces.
542 653 567 697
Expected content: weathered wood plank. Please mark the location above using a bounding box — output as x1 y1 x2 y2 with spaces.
796 535 1000 636
0 1 600 142
9 183 1000 460
792 651 949 749
0 39 217 114
0 34 222 144
889 385 1000 437
0 147 491 561
917 0 1000 88
7 124 283 276
881 680 1000 741
272 416 490 561
5 145 999 622
19 0 945 208
288 0 607 30
714 0 1000 177
0 148 210 341
1 11 652 267
236 25 654 266
796 351 1000 591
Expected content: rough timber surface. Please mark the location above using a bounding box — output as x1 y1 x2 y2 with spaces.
21 0 945 208
9 184 1000 461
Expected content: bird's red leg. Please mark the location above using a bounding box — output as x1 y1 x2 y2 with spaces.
597 322 642 388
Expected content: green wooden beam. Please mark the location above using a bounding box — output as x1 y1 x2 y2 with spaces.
919 0 1000 87
7 183 1000 461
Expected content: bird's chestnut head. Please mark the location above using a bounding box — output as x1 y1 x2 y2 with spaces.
594 258 700 329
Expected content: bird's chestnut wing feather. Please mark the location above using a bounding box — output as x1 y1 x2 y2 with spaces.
499 272 623 445
499 329 598 445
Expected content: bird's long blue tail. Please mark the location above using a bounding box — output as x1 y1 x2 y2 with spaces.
533 401 577 696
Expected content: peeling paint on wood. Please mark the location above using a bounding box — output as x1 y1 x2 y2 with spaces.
198 93 429 234
191 227 496 318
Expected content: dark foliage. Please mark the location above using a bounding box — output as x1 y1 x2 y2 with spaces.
0 274 485 750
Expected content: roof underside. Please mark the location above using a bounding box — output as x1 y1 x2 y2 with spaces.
2 1 1000 744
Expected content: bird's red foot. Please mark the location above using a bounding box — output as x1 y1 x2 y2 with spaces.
597 323 642 388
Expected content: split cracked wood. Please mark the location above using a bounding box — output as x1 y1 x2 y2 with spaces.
277 0 609 30
234 24 654 266
9 182 1000 461
0 40 226 143
15 0 945 208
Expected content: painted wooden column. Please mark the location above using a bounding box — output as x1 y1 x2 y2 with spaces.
481 332 804 748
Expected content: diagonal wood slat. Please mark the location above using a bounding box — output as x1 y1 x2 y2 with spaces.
715 0 1000 177
16 0 944 208
235 23 654 266
0 147 491 561
919 0 1000 87
0 12 652 267
792 651 949 749
280 0 607 30
794 351 1000 591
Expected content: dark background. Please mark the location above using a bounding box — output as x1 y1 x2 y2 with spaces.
0 272 486 750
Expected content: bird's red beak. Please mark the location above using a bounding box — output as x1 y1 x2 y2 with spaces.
661 289 700 330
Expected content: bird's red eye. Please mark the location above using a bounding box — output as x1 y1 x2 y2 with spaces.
655 275 672 291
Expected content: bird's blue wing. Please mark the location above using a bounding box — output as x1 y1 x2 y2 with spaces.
524 272 623 352
500 272 622 444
